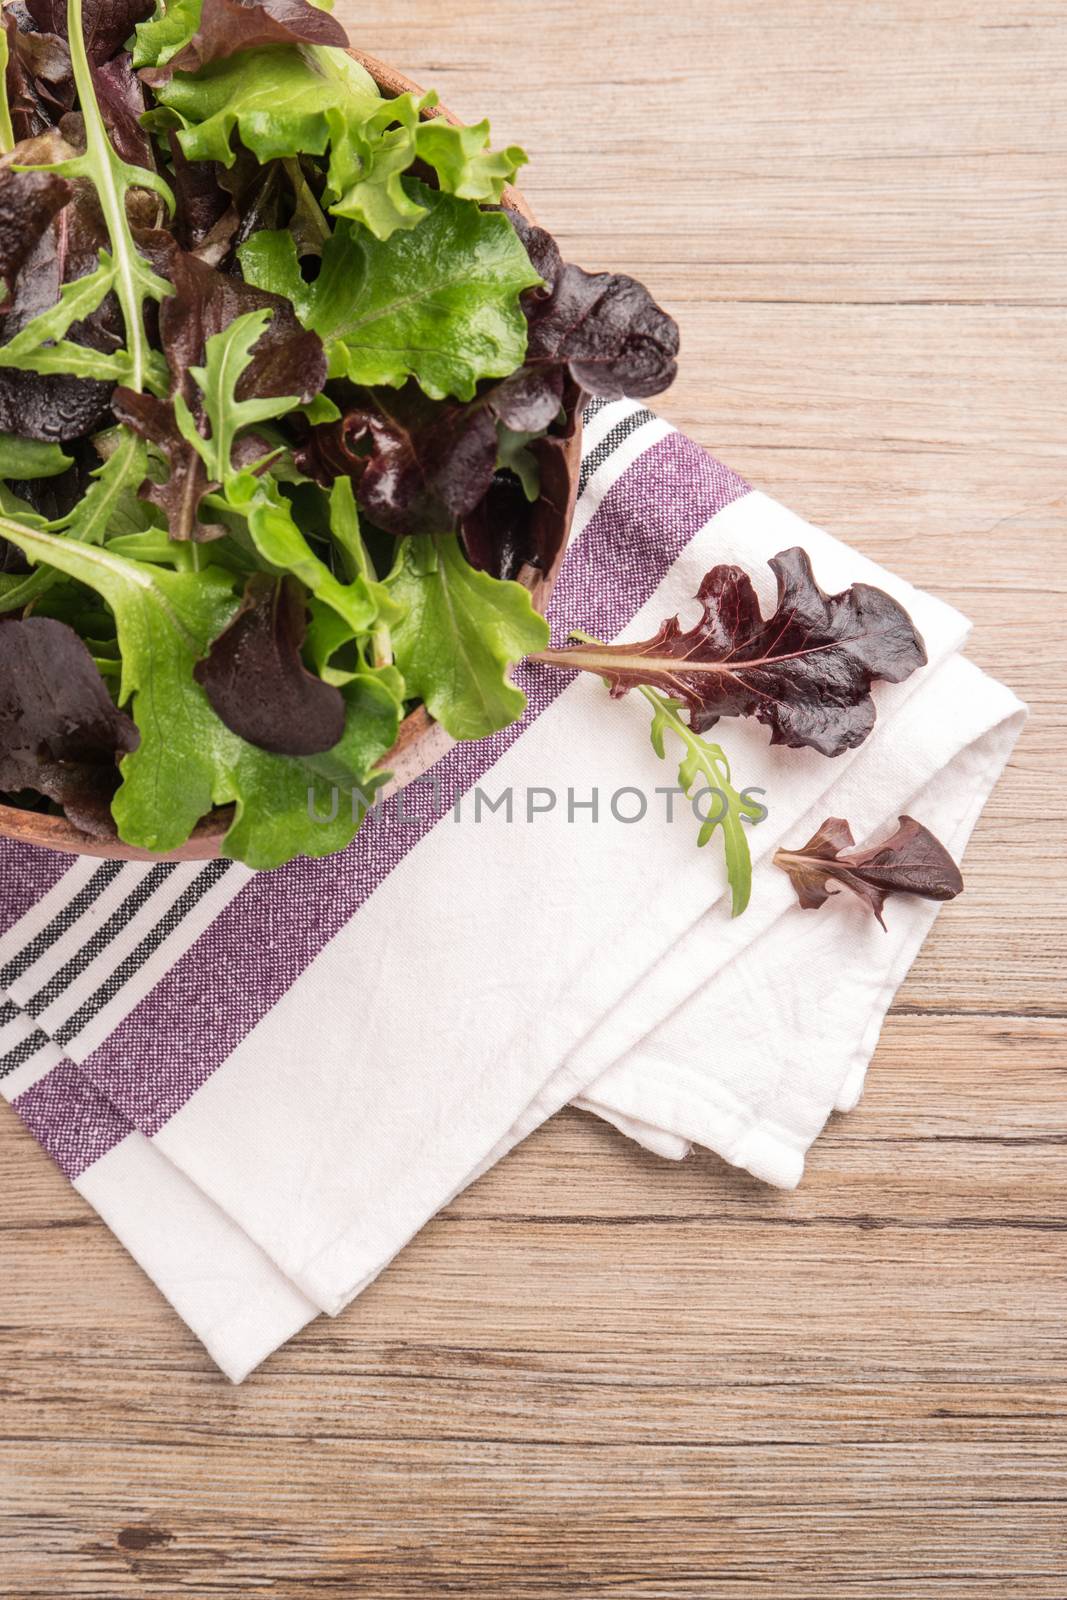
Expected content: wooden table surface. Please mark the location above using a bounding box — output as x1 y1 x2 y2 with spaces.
2 2 1065 1594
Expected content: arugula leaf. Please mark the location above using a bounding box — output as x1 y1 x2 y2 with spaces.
0 27 14 154
0 252 166 390
244 480 380 635
13 0 174 392
386 532 548 739
0 516 398 865
643 686 761 918
113 385 225 541
239 184 540 400
0 426 148 612
174 308 298 486
0 430 72 476
59 426 149 540
115 259 325 539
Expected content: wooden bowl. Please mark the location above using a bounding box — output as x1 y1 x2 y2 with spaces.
0 51 583 864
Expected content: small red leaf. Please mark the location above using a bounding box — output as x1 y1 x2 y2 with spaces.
773 814 964 927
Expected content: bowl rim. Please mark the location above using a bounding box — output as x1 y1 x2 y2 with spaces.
0 46 581 863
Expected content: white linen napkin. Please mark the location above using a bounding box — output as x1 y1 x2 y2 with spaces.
0 401 1025 1379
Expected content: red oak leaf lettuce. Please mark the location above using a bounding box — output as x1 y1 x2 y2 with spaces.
91 49 152 166
506 210 679 400
296 367 563 539
2 10 75 141
534 547 927 757
24 0 154 64
461 378 583 583
773 815 964 926
0 149 121 441
0 160 72 307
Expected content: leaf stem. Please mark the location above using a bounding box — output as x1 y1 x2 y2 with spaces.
65 0 140 383
561 630 756 917
0 28 14 155
63 0 173 391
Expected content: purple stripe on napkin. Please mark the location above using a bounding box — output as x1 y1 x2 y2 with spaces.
24 432 749 1160
0 845 73 938
13 1056 130 1177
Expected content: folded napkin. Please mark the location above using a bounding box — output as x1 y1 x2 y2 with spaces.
0 399 1025 1379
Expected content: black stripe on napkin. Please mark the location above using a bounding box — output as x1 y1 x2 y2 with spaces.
0 1024 53 1080
20 864 179 1018
0 862 126 990
578 406 658 498
49 860 232 1050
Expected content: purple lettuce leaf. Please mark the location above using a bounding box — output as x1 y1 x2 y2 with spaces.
90 49 152 167
774 815 964 927
296 367 564 539
0 158 71 308
193 572 346 755
535 547 928 757
507 210 679 400
461 378 582 581
0 149 122 441
2 11 75 141
167 130 230 250
24 0 154 65
139 0 348 83
0 614 139 836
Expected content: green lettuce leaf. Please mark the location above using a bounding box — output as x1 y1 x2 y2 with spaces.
386 532 548 739
152 44 382 166
244 481 379 636
325 91 526 239
0 431 72 477
239 184 539 400
154 46 525 241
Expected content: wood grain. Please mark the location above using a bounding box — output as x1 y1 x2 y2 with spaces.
1 1 1065 1594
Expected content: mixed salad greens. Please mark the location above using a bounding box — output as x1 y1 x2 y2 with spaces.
0 0 679 866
